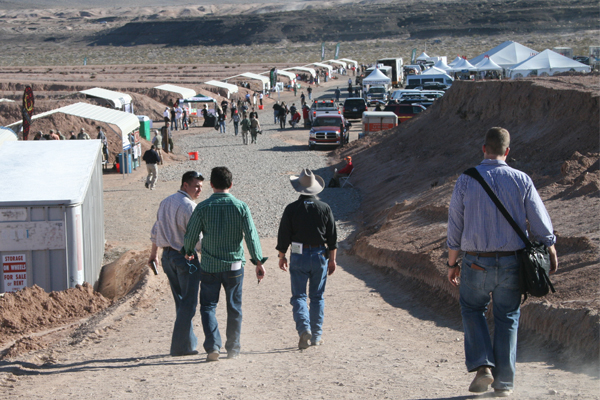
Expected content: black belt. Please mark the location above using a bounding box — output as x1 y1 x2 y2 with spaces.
163 247 180 253
466 251 517 258
304 244 325 248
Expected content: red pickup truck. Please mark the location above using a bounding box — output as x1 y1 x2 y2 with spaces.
308 115 349 150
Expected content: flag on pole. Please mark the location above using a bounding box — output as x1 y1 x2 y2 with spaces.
21 86 34 141
321 42 325 61
334 43 340 60
411 48 417 64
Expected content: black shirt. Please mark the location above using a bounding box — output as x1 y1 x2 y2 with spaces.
143 149 160 164
276 195 337 253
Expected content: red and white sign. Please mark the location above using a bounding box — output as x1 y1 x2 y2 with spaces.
3 254 27 292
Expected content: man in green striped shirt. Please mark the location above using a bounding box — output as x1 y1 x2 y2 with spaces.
184 166 266 361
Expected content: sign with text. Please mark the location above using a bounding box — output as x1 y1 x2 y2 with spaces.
3 254 27 292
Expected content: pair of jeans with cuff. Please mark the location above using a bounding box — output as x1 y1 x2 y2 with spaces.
219 120 226 133
289 246 328 342
200 268 244 356
161 247 201 356
459 252 521 390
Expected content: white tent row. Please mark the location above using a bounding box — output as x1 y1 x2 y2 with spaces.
470 41 538 69
273 70 297 81
449 58 477 73
508 49 591 78
339 58 358 68
283 67 316 78
5 102 140 149
79 88 133 112
433 59 453 72
203 80 239 99
228 72 270 91
305 62 333 74
154 84 196 100
324 59 346 68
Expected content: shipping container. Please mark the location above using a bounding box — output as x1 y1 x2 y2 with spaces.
0 140 105 293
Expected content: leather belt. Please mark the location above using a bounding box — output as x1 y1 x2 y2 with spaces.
163 246 180 253
304 244 325 249
466 251 516 258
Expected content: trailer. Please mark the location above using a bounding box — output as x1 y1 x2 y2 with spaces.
377 57 404 88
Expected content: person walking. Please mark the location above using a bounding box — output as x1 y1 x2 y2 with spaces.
279 102 288 129
183 166 267 361
149 171 205 356
276 169 337 349
307 86 313 101
142 145 161 190
293 84 297 96
273 101 280 124
259 92 263 106
182 107 189 130
170 106 177 131
175 104 183 130
250 114 261 144
96 126 109 162
218 110 226 134
447 127 558 397
300 92 306 106
240 113 250 145
252 93 257 107
231 110 240 136
335 87 341 102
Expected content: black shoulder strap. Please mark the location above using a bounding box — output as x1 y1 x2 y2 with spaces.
463 167 532 248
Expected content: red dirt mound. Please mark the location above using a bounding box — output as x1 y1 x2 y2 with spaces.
0 283 111 346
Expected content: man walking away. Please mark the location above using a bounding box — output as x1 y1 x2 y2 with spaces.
152 130 163 165
183 167 267 361
218 110 226 134
307 86 312 101
250 115 261 144
277 169 337 350
240 113 250 145
273 101 280 124
143 145 161 190
149 171 205 356
231 110 240 136
447 127 558 397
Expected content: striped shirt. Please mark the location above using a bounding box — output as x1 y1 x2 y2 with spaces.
447 159 556 252
183 192 265 273
151 190 200 251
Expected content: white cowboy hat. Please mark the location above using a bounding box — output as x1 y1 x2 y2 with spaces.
290 169 325 195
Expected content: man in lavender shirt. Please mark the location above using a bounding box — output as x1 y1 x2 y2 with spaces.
447 127 558 397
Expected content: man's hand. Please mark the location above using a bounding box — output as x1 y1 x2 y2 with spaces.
548 245 558 274
185 254 195 261
279 257 288 272
256 262 265 282
327 259 336 276
448 266 460 287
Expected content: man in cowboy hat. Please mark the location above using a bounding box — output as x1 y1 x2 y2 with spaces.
276 169 337 350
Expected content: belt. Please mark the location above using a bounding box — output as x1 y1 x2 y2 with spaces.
304 244 325 249
466 251 516 258
163 246 181 253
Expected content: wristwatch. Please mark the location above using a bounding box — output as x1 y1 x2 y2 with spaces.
446 260 460 268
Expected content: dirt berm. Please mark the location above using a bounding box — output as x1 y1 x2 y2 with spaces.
335 75 599 360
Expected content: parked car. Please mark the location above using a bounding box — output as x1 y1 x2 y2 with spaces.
309 115 349 150
365 85 389 105
383 103 427 123
309 99 340 124
342 97 368 119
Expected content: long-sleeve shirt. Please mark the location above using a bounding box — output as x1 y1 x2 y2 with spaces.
183 192 265 273
447 159 556 252
143 149 160 164
276 195 337 253
151 190 200 251
338 161 353 175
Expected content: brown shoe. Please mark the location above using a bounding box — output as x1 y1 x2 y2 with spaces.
298 331 312 350
469 366 494 393
206 351 220 362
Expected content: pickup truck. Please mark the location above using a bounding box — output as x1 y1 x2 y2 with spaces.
309 115 349 150
309 99 340 124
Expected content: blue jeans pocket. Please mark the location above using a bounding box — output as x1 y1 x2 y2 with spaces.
499 265 520 290
462 260 487 291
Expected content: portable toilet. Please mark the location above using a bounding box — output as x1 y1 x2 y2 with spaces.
360 111 398 138
137 115 151 140
0 140 105 293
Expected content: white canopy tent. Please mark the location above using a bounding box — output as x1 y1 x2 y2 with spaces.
421 66 453 77
433 59 453 72
474 57 503 72
283 67 316 78
324 59 347 68
154 84 197 100
449 56 463 66
469 41 538 69
508 49 592 78
416 52 430 61
339 58 358 68
271 70 296 81
231 72 270 91
79 88 133 113
361 68 392 86
203 80 239 99
449 58 477 73
305 62 333 74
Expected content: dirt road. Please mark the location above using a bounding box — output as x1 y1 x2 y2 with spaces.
1 80 598 399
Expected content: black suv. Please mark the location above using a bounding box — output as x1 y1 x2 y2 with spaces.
343 97 368 119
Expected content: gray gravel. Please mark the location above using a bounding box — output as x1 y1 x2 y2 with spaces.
157 108 361 242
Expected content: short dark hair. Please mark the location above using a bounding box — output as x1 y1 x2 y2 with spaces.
485 127 510 156
210 167 232 190
181 171 205 186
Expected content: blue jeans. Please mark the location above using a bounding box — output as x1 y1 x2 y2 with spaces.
273 110 278 124
171 118 178 131
289 246 328 341
233 121 239 135
459 253 521 390
161 248 201 356
200 268 244 355
219 120 226 133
